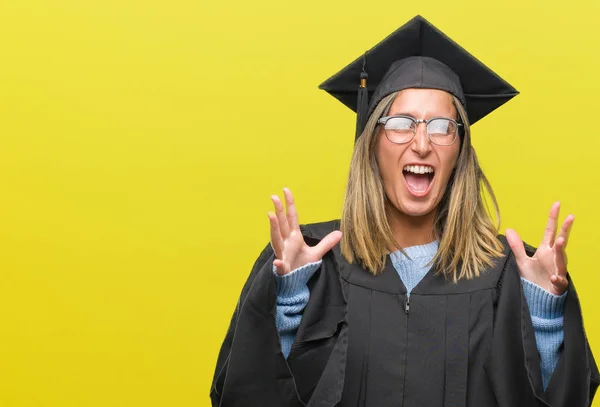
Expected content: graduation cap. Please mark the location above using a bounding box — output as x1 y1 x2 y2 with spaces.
319 15 519 139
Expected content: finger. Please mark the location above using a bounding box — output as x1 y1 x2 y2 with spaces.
552 236 569 294
271 195 290 238
273 259 286 275
554 236 568 277
542 201 560 246
505 228 529 266
313 230 343 259
283 187 300 231
268 212 284 259
550 274 569 294
557 214 575 249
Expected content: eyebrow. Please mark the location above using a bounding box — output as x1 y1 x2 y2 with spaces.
388 112 456 120
388 112 416 117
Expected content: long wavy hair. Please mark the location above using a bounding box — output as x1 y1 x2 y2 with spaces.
340 91 504 281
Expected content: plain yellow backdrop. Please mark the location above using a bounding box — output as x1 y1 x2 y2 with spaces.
0 0 598 405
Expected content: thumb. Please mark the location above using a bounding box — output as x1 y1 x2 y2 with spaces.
313 230 343 259
550 274 569 294
505 228 528 265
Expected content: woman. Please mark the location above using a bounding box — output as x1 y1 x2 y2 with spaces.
211 16 599 407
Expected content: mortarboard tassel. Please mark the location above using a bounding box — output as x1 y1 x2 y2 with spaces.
355 54 369 140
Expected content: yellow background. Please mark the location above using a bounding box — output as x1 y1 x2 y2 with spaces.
0 0 598 405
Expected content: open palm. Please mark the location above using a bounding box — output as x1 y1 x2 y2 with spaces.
506 202 574 296
268 188 342 275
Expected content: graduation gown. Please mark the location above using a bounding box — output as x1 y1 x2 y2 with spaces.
210 220 599 407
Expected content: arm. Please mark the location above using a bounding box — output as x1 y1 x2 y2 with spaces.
521 277 567 390
210 245 297 407
210 188 342 406
485 249 599 407
274 260 322 358
506 202 599 405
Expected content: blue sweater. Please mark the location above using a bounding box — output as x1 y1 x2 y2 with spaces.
274 241 566 390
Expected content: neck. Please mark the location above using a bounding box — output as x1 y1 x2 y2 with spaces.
387 205 437 248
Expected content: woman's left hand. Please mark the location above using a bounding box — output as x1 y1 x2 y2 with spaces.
505 202 574 296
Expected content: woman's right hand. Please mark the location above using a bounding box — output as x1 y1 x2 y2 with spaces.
268 188 343 276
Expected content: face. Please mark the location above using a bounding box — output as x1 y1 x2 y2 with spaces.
375 88 461 219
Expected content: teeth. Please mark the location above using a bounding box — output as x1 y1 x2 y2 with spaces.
403 165 434 174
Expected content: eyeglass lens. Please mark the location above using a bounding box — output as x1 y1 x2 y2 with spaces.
384 117 457 145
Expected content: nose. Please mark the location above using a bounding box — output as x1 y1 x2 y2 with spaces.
410 122 432 157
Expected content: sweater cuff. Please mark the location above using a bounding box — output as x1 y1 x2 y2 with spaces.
521 277 567 319
273 261 322 297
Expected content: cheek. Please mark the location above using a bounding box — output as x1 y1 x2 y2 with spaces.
375 135 405 180
441 144 460 176
375 136 392 177
377 152 401 196
441 146 460 188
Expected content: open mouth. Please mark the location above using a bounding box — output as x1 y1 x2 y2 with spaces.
402 165 435 196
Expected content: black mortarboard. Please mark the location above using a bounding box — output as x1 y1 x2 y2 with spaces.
319 15 519 139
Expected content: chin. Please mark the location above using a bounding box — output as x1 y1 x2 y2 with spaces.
397 201 436 218
385 176 446 219
391 191 439 218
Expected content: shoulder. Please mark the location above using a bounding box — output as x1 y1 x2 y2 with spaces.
488 234 536 287
299 219 341 243
495 234 537 265
435 234 535 293
495 233 536 262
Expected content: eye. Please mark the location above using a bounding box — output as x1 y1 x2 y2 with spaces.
428 119 455 135
385 117 414 131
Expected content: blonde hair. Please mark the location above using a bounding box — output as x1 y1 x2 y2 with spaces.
340 91 504 281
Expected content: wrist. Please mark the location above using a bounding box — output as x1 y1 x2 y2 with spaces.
521 277 567 319
273 260 322 297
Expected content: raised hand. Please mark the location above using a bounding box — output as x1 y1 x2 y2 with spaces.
268 188 342 276
506 202 574 295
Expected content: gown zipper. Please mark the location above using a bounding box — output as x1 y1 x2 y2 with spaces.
401 294 410 406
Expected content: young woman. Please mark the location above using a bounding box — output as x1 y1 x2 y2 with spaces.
211 16 599 407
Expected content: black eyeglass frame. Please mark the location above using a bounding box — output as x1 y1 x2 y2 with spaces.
377 115 463 146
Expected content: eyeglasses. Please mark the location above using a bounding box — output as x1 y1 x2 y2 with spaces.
377 115 462 146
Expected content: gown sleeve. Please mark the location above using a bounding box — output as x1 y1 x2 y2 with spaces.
209 238 348 407
274 261 322 358
484 248 600 407
521 277 567 390
209 244 305 407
